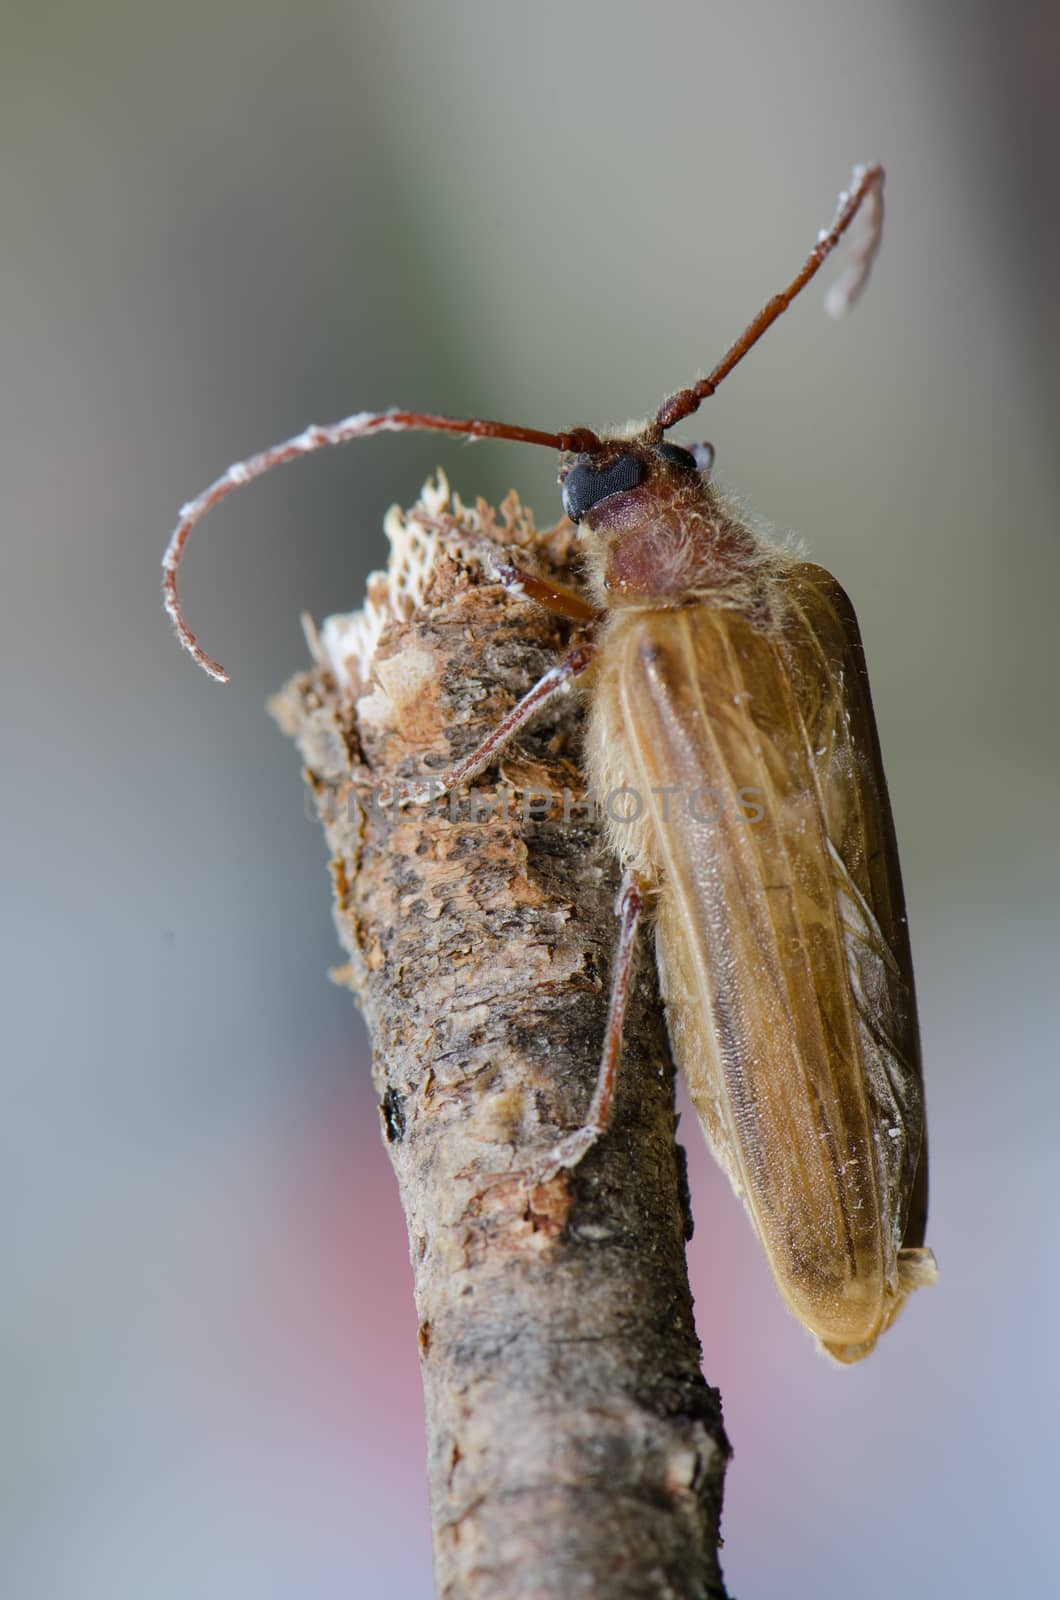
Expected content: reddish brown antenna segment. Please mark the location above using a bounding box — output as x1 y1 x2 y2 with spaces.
656 163 885 431
163 165 884 681
161 409 601 681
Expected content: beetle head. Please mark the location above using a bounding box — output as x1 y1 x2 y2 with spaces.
558 433 729 605
559 436 711 530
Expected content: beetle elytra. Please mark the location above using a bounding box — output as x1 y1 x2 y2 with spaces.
164 163 937 1360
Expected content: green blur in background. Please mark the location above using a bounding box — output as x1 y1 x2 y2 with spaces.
2 2 1058 1597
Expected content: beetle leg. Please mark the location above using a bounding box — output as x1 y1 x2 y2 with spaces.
392 638 597 807
413 509 601 623
487 560 600 623
535 866 648 1181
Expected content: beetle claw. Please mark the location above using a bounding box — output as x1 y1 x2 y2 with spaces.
531 1125 603 1187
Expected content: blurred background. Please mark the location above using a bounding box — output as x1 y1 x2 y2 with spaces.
3 2 1057 1595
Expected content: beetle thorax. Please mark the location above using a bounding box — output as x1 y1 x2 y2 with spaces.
594 493 752 606
585 477 766 609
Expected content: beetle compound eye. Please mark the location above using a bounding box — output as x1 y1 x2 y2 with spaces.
561 454 645 523
657 442 700 474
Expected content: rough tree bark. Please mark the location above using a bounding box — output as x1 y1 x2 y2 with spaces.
270 475 731 1600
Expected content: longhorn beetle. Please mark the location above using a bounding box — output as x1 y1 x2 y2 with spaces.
164 164 937 1360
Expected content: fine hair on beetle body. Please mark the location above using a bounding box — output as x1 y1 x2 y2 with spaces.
566 428 793 620
164 162 937 1362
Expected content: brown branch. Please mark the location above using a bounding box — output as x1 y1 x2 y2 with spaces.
270 478 731 1600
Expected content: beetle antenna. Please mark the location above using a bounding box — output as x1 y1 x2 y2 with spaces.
656 163 885 432
163 408 602 681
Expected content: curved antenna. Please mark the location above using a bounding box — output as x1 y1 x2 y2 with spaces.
162 408 603 681
656 163 885 432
